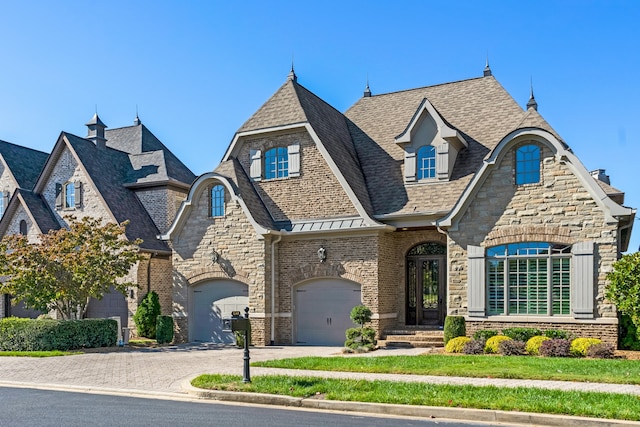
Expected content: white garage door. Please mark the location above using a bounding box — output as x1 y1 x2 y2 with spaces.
295 279 362 346
191 280 249 343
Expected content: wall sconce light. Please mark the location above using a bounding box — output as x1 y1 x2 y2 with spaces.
212 249 220 264
317 246 327 263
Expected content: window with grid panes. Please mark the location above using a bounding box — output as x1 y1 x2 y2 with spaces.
264 147 288 179
486 242 571 316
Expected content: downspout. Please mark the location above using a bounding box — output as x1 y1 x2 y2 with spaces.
270 233 282 346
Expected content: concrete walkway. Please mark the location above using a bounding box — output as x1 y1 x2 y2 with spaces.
0 344 638 426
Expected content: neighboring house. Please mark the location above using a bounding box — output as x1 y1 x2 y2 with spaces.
163 65 635 347
0 140 49 319
0 115 195 327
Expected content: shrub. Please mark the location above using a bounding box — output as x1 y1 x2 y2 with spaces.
619 314 640 350
485 335 511 354
0 318 117 351
156 316 174 344
570 338 602 357
445 336 471 353
525 336 551 355
133 291 161 338
473 329 498 342
462 338 485 355
443 316 466 345
543 329 571 340
587 343 615 359
499 339 526 356
502 327 541 343
539 339 571 357
350 305 372 326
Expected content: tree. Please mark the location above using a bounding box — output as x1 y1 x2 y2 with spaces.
606 252 640 338
0 217 142 320
344 305 377 351
133 291 161 338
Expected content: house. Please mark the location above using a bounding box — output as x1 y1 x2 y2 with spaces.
163 65 633 347
0 140 49 319
0 115 195 327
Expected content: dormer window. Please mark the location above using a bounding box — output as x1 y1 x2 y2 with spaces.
249 142 300 181
396 98 467 183
417 145 436 180
55 181 82 210
515 144 541 185
265 147 289 179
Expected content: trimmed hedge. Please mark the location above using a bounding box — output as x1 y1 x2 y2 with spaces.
526 335 551 356
445 336 470 353
502 327 541 343
485 335 511 354
570 338 602 357
0 318 117 351
156 315 174 344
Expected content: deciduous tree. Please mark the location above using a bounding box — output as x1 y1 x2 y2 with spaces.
0 217 141 320
606 251 640 338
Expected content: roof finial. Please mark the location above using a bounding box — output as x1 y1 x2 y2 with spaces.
364 74 371 97
288 56 297 82
526 77 538 111
134 105 141 126
483 54 492 77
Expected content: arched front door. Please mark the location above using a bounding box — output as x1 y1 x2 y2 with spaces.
406 243 446 326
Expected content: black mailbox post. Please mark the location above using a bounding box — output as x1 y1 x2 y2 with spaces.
222 307 251 383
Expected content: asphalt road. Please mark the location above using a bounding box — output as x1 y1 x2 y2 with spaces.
0 387 506 427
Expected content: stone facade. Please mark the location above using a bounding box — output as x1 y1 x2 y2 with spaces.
447 140 620 333
134 186 189 234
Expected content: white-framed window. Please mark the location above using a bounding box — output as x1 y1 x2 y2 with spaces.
486 242 571 316
55 181 82 210
250 142 300 181
417 145 436 180
515 144 541 185
210 184 225 217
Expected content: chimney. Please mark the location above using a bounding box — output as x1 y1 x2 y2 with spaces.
86 113 107 148
590 169 610 185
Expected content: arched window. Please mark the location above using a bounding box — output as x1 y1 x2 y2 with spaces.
210 184 225 217
264 147 288 179
515 145 541 185
486 242 571 316
19 220 27 236
64 182 75 208
416 145 436 180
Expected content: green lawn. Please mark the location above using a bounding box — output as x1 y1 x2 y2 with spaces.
192 374 640 421
0 350 79 357
253 354 640 384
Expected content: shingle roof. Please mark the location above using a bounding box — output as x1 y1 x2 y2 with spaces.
214 159 275 230
345 76 530 216
0 140 49 189
106 123 195 186
17 189 60 234
63 133 170 252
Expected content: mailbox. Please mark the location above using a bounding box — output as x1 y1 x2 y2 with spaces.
222 311 250 332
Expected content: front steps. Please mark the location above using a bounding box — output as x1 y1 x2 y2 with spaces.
378 329 445 348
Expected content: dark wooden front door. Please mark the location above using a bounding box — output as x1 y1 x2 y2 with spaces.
406 243 446 326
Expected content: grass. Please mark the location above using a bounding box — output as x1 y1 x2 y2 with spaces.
0 350 79 357
191 374 640 421
253 354 640 385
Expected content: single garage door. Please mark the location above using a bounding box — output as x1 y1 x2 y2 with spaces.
191 280 249 343
86 287 128 327
295 279 362 345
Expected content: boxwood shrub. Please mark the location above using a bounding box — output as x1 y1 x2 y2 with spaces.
502 327 541 343
156 315 174 344
443 316 465 345
445 336 470 353
0 317 117 351
525 335 551 355
570 337 602 357
472 329 498 342
485 335 511 354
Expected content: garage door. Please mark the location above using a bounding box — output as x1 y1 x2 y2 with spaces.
86 287 128 327
295 279 361 345
191 280 249 343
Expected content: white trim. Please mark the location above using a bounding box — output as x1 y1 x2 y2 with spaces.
371 312 397 320
251 312 292 318
395 98 467 149
159 172 271 240
438 128 635 229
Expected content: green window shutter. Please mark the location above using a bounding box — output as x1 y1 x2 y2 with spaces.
467 245 486 317
572 241 594 319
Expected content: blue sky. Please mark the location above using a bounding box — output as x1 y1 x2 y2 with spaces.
1 1 639 251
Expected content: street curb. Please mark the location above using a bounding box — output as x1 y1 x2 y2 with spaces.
182 380 639 427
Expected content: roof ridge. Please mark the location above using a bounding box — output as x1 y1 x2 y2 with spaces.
359 75 487 99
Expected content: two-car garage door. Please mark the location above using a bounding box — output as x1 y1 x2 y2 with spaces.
190 280 249 343
295 279 362 346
